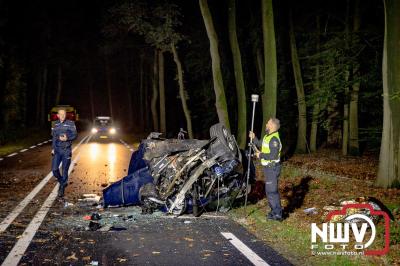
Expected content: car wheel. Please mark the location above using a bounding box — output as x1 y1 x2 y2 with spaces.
166 197 187 216
209 123 238 160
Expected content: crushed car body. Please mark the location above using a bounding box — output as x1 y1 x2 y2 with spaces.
103 123 252 216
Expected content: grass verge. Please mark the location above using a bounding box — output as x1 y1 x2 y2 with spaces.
0 128 50 157
229 163 400 266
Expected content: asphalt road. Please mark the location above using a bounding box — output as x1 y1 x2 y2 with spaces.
0 133 292 266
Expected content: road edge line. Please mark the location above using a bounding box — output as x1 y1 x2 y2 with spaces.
0 135 89 233
221 232 270 266
1 137 89 266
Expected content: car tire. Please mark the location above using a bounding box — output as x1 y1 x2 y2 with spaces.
208 123 238 161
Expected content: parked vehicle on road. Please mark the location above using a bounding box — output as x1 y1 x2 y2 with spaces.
91 116 117 139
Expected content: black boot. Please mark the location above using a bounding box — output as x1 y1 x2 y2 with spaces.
266 212 283 222
58 184 65 198
266 212 274 219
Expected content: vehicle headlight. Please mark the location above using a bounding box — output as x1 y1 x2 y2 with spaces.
109 128 116 134
91 128 98 134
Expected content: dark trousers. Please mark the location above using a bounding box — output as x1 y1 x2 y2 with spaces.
52 148 72 186
263 164 282 217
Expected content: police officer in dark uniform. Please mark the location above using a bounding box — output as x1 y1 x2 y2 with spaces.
249 118 283 221
51 109 77 197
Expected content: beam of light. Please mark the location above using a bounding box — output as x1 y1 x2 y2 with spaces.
89 143 99 161
108 143 117 182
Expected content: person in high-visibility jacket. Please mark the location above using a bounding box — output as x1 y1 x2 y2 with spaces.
249 118 283 221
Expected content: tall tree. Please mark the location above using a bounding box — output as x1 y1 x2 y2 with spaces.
289 9 307 153
342 0 351 156
36 65 47 126
199 0 230 130
124 54 133 130
349 0 361 155
228 0 246 148
104 55 114 118
87 61 95 120
376 0 400 188
171 44 193 138
261 0 277 126
139 54 144 129
108 1 192 136
55 64 63 105
158 50 166 135
151 49 159 131
310 16 321 153
3 61 26 128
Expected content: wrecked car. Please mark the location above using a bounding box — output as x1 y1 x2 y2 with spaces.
103 123 252 216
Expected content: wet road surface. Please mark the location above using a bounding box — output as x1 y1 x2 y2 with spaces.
0 133 292 266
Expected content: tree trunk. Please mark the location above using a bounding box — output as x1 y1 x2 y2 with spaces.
349 0 361 156
36 67 43 124
139 54 144 129
124 56 133 130
40 65 47 126
105 55 114 118
199 0 230 130
289 10 307 153
151 49 159 131
376 0 400 188
228 0 246 148
88 63 95 121
342 0 351 156
144 59 150 131
310 16 321 153
55 64 62 105
158 50 166 135
255 48 265 88
261 0 277 126
171 44 194 139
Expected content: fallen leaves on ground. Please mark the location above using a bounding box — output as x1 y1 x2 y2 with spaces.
66 252 78 261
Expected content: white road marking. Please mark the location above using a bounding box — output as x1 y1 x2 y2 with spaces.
0 135 89 233
2 139 49 160
119 139 134 152
0 158 3 161
221 232 270 266
1 143 86 266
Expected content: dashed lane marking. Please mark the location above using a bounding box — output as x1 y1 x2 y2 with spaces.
6 153 17 158
0 135 89 233
20 149 28 153
1 141 87 266
119 139 134 152
221 232 270 266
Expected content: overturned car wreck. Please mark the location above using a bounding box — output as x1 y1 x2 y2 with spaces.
103 124 253 216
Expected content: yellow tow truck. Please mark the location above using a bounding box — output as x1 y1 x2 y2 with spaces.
48 105 79 128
